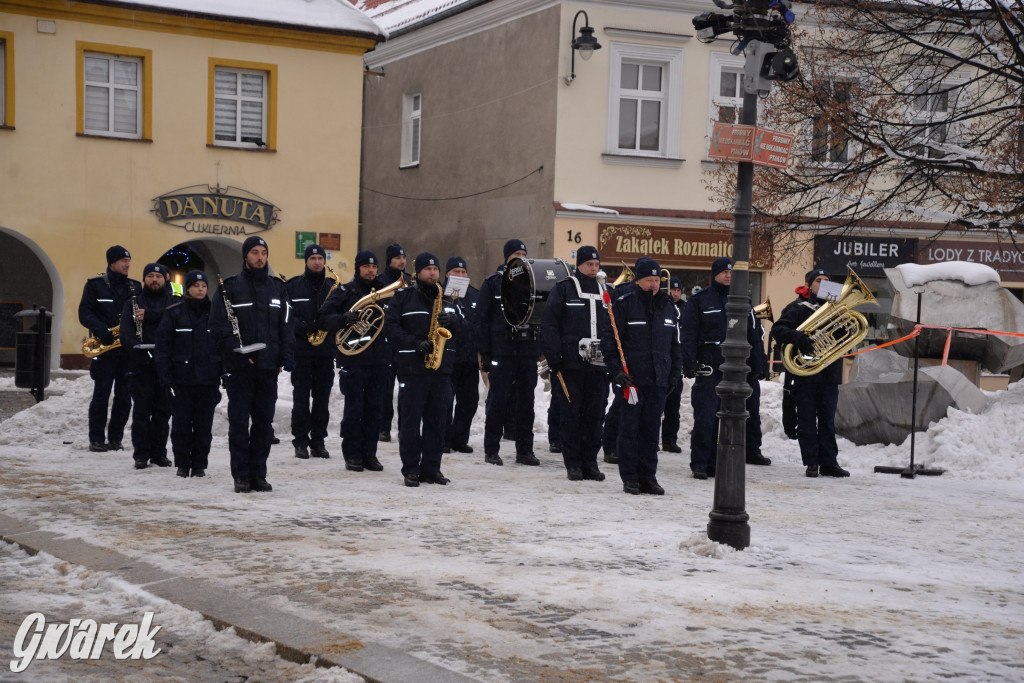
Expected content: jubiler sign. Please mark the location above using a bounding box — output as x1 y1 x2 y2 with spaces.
152 185 280 235
814 236 918 277
598 223 772 270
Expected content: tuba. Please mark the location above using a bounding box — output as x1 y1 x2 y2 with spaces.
424 282 453 370
781 268 876 377
307 264 341 346
82 325 121 358
335 276 406 356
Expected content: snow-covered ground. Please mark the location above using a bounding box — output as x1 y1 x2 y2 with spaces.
1 371 1022 680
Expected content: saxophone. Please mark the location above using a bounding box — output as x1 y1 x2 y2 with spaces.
424 282 453 370
82 326 120 358
307 264 340 346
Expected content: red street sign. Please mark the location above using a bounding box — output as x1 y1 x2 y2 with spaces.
752 127 794 168
708 123 755 162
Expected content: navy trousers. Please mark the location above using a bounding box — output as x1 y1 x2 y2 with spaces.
398 374 452 478
547 392 561 447
689 371 763 472
290 356 334 448
339 364 388 466
88 350 132 444
483 355 538 455
380 362 398 435
170 383 221 471
225 367 278 481
445 361 479 449
129 363 171 464
661 378 684 446
556 368 609 470
793 382 840 467
616 384 667 483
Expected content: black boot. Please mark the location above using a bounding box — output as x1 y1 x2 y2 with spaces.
516 452 540 466
622 480 640 495
234 478 252 493
294 445 310 460
581 464 606 482
746 453 772 466
89 442 108 452
820 464 850 477
566 467 583 481
310 442 330 458
639 479 665 495
484 453 503 466
805 465 819 478
250 477 273 492
363 456 384 472
603 450 618 464
662 442 682 453
176 467 189 478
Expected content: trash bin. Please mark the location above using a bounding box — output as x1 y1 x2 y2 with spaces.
14 306 53 400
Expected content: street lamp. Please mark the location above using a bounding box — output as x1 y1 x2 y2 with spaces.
567 10 602 84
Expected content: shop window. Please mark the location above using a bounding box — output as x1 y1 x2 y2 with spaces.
401 92 421 167
77 42 152 140
208 59 276 150
1 32 12 128
606 42 682 163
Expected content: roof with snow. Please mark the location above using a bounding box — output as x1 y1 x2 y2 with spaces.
350 0 481 35
105 0 383 38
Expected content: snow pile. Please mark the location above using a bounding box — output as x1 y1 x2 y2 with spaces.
896 261 1001 287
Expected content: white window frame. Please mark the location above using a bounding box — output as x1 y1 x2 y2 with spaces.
706 51 745 158
401 92 422 168
908 72 968 160
606 42 682 163
83 51 142 139
213 66 268 149
809 77 856 165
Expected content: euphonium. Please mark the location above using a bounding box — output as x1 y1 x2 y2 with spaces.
612 261 634 287
335 276 406 356
307 264 341 346
424 282 452 370
82 325 121 358
781 268 876 377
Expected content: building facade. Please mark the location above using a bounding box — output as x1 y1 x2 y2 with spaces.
0 0 380 367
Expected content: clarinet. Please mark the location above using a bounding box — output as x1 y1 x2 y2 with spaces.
218 275 266 355
131 283 155 351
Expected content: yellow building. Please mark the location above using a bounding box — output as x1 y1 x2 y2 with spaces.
0 0 380 367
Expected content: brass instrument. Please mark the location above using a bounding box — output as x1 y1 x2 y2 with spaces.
335 276 406 356
424 282 453 370
82 325 120 358
611 261 634 287
659 268 672 292
307 264 341 346
753 297 773 322
781 268 876 377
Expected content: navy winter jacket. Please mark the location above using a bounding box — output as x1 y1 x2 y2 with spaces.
476 266 541 358
286 269 336 359
771 292 844 385
317 275 392 368
599 282 682 388
155 297 222 386
78 270 141 340
540 274 610 372
384 281 463 376
680 283 768 377
209 267 294 371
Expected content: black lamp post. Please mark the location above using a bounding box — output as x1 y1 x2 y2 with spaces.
567 10 601 84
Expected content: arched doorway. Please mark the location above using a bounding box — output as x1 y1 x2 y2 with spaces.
0 227 63 369
156 236 246 296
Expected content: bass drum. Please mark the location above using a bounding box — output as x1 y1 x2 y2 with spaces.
501 257 572 327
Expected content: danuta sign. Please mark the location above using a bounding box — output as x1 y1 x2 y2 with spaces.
10 612 162 672
152 184 280 236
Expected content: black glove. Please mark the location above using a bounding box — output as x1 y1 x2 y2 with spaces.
235 354 252 370
417 340 434 355
546 360 562 375
796 333 816 355
342 310 360 326
613 371 634 388
682 364 697 379
283 358 297 372
436 311 452 327
97 329 115 345
757 368 769 381
479 353 492 372
304 321 319 336
668 373 680 391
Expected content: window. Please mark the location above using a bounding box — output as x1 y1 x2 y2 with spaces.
706 52 745 157
208 59 277 150
810 80 852 164
401 92 421 167
909 75 966 160
76 42 151 140
606 43 683 165
0 31 12 128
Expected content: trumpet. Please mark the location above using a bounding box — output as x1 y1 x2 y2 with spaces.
335 276 406 355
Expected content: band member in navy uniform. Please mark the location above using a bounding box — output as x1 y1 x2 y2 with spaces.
286 244 336 459
155 270 222 478
378 243 411 442
385 253 462 487
680 257 770 480
210 236 295 493
318 250 390 473
442 256 480 454
79 245 140 452
121 263 177 469
599 257 682 495
540 245 610 482
661 277 686 453
477 239 541 466
770 269 850 478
